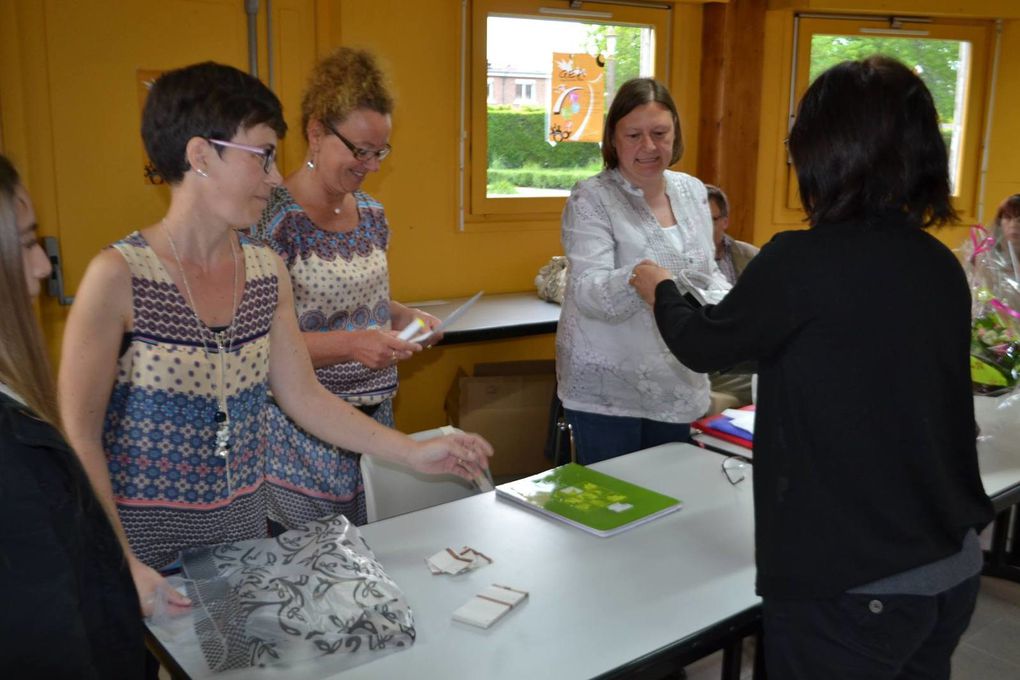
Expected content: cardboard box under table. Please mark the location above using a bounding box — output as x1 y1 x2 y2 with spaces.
445 361 556 479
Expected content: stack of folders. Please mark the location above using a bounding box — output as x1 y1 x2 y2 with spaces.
691 405 755 455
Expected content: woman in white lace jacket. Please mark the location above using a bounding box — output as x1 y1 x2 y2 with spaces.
557 78 730 463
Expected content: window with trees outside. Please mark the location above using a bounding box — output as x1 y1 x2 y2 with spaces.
469 0 670 219
786 16 994 222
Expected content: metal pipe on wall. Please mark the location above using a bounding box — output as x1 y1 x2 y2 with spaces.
266 0 275 90
245 0 260 78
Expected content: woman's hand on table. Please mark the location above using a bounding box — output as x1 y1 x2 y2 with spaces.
410 432 494 481
131 556 191 618
629 259 674 305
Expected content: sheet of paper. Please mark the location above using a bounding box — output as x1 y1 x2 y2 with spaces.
411 291 483 343
722 408 755 435
426 546 492 575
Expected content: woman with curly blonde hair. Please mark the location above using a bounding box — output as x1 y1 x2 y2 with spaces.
253 47 441 527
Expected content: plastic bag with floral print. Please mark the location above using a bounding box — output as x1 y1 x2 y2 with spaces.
168 514 415 672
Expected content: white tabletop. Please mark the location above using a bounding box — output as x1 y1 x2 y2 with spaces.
974 394 1020 508
148 443 758 680
692 395 1020 508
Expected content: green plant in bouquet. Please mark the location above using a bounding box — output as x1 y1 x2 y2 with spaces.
970 294 1020 394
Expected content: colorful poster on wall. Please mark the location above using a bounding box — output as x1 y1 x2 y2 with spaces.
548 53 605 144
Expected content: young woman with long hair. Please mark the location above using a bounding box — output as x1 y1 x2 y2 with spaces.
0 154 143 677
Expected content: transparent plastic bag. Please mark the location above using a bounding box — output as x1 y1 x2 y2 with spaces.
535 255 567 304
674 269 731 306
957 226 1020 395
162 514 414 672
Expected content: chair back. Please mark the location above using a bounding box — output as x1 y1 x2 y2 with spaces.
361 427 478 522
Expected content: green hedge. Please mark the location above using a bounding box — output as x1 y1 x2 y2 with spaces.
488 166 599 191
488 105 601 169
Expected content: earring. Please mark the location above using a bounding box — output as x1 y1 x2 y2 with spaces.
306 158 316 170
196 168 209 178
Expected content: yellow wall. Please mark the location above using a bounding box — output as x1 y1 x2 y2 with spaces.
4 0 1019 433
325 0 705 430
982 19 1020 224
753 2 1020 251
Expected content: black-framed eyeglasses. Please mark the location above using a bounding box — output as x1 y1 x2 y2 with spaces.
721 455 750 486
207 138 277 174
322 120 392 162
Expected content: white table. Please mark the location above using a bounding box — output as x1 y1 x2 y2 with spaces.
410 292 561 344
689 394 1020 585
974 394 1020 582
148 443 759 679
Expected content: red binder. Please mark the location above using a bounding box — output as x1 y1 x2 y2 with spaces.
690 406 754 450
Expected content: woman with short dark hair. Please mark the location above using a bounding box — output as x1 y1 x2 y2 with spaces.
556 77 729 464
59 61 491 616
0 154 144 677
631 56 994 679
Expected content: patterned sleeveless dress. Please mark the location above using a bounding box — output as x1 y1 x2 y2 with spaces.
103 232 277 569
252 185 397 527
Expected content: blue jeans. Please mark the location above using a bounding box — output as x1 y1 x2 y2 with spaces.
563 409 691 465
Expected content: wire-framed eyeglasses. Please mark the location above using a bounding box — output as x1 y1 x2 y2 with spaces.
322 119 392 162
721 455 750 486
207 138 277 174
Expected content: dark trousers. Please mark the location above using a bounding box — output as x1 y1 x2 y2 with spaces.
762 574 981 680
563 408 691 465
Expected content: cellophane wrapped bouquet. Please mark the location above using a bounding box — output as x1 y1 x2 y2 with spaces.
958 225 1020 396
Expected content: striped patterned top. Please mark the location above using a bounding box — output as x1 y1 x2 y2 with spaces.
253 185 396 405
103 232 278 569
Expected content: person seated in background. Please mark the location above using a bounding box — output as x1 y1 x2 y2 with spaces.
992 193 1020 250
990 193 1020 282
57 61 492 617
0 154 143 677
631 56 994 680
252 47 442 529
556 77 731 465
705 184 758 407
706 184 758 285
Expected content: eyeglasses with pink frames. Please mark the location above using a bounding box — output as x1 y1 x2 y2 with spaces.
206 138 277 173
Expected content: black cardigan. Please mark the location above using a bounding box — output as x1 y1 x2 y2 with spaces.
652 217 994 599
0 393 143 677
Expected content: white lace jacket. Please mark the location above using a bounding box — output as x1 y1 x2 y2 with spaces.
556 168 731 423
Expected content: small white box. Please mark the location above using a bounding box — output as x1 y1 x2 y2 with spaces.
452 584 528 628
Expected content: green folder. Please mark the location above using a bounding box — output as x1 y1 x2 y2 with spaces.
495 463 683 537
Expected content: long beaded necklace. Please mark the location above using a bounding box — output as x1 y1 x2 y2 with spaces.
161 221 240 464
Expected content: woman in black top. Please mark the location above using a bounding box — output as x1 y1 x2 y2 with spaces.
0 154 143 678
631 57 994 679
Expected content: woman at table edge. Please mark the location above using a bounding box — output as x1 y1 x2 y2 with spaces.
0 154 144 676
631 56 994 679
57 62 492 616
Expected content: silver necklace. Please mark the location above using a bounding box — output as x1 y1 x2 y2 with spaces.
161 220 239 462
